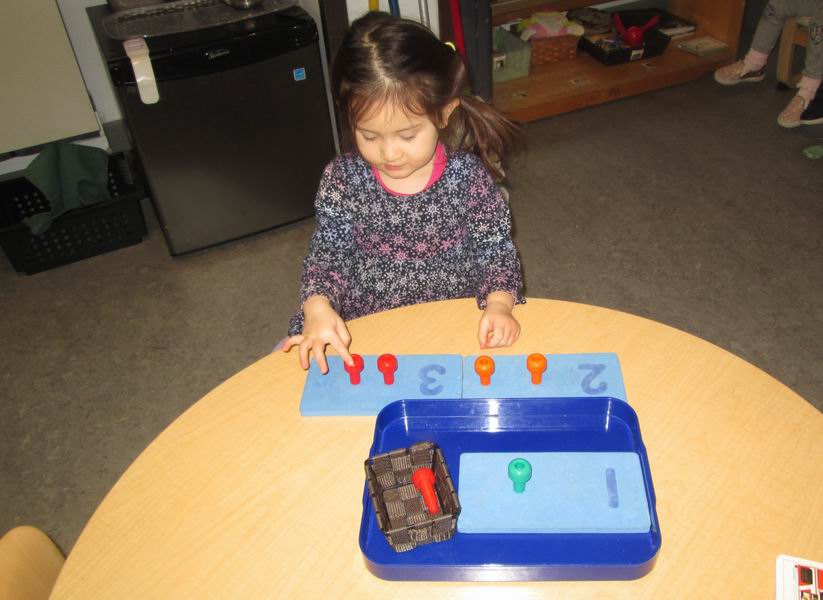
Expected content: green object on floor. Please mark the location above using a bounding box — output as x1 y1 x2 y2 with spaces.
23 142 110 235
804 145 823 159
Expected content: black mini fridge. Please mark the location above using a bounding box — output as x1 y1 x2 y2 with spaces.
90 4 336 255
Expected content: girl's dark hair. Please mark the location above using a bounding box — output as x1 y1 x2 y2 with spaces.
332 11 519 180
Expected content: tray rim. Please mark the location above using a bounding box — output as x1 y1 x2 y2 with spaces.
359 397 662 581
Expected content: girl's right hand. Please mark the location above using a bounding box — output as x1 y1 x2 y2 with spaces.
281 296 353 374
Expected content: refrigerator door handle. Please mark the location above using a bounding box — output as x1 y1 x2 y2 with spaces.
124 38 160 104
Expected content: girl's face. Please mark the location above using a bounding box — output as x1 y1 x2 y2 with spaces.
354 100 456 191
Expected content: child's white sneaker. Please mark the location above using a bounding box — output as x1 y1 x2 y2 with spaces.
714 60 766 86
777 95 808 128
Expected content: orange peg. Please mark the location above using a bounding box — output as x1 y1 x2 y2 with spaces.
474 355 495 386
527 353 547 385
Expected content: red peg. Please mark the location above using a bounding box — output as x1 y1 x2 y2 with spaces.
377 353 398 385
474 355 495 386
527 353 548 385
343 354 364 385
412 467 439 515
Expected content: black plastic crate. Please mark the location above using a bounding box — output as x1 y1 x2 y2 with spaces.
0 152 148 274
580 10 671 66
364 441 460 553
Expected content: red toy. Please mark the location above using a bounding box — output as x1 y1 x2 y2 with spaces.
613 13 660 49
344 353 364 385
412 467 440 515
377 353 398 385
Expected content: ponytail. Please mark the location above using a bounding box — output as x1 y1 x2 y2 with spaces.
445 95 521 181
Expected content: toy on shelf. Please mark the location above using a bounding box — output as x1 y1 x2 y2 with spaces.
579 10 671 66
613 12 661 49
567 7 612 35
517 11 584 42
516 11 584 65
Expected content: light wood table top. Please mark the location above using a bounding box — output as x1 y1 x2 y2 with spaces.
50 298 823 599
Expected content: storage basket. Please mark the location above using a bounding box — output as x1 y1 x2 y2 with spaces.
0 153 148 275
530 34 580 65
364 441 460 553
492 27 531 83
580 27 670 66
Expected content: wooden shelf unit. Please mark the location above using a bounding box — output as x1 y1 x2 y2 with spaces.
490 0 746 122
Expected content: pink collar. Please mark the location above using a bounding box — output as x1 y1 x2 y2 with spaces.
371 142 447 197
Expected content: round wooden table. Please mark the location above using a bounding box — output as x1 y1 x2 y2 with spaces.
51 298 823 598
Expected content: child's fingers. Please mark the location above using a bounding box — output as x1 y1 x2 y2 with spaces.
338 324 352 348
298 339 312 370
312 341 329 374
502 325 519 347
486 325 505 348
478 319 491 348
335 322 353 363
332 341 354 367
509 329 519 347
280 335 303 353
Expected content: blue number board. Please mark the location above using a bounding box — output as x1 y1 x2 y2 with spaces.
299 353 626 416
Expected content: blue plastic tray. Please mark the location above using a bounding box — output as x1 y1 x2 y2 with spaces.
359 398 661 581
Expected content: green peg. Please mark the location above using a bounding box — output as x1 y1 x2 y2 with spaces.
508 458 532 493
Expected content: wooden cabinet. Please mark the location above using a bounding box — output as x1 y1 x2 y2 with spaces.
489 0 746 122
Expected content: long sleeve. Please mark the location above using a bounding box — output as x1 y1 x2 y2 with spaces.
288 162 353 335
466 161 525 309
287 151 526 336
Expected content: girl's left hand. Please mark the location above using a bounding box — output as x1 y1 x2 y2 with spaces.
478 301 521 349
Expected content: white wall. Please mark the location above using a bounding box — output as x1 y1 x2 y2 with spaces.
0 1 110 175
57 1 122 123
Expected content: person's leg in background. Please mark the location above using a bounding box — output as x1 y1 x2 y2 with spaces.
798 7 823 124
800 76 823 125
780 2 823 126
715 0 823 127
715 0 793 86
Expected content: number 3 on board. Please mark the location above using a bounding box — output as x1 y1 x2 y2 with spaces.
418 364 446 396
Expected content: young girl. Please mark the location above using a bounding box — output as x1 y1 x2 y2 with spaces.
282 11 525 373
715 0 823 127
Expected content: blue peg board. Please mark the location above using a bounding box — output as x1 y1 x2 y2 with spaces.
300 354 463 416
462 353 626 401
300 353 627 416
457 451 650 534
